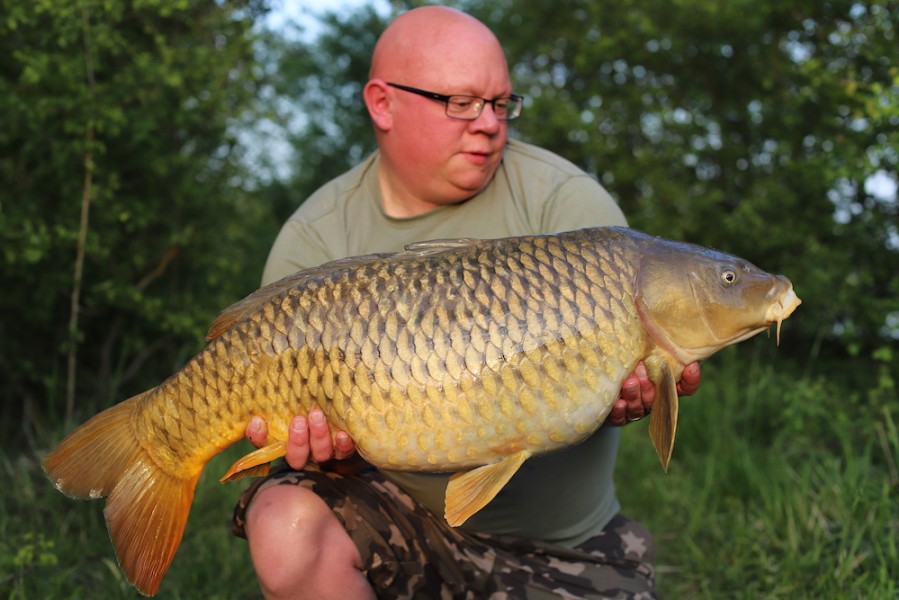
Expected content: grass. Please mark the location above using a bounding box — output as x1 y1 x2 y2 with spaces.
2 344 896 598
0 444 261 599
616 346 899 599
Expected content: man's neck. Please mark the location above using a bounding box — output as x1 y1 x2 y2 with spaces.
377 164 441 218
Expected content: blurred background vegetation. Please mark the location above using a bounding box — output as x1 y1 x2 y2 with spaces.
1 0 896 597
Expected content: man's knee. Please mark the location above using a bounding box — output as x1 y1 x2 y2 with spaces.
247 484 332 536
245 484 366 598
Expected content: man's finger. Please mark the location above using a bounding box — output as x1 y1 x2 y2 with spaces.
308 409 335 463
284 415 311 470
620 374 640 402
246 415 268 448
677 362 702 396
605 398 628 427
334 431 356 460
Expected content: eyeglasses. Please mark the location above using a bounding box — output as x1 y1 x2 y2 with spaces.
387 82 523 121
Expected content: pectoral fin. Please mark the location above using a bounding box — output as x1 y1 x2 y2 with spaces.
444 450 531 527
648 361 679 472
220 442 287 483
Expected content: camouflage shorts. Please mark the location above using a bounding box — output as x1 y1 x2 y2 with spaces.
233 463 657 599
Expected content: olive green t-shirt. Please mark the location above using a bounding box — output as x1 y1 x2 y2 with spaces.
262 139 628 547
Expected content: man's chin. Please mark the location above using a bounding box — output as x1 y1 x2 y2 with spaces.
450 167 499 195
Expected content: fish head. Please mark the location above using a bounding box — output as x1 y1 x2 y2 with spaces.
635 240 801 365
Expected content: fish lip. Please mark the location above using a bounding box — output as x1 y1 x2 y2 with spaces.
767 286 801 345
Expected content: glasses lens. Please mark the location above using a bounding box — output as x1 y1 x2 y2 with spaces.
493 98 518 120
445 96 479 119
445 96 523 121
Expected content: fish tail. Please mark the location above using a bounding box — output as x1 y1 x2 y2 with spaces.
43 392 200 596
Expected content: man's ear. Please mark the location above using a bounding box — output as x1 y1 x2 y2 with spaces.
364 79 393 131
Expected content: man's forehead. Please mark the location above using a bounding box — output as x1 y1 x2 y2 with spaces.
372 8 506 79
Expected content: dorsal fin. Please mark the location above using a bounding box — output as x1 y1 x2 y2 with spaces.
204 253 394 342
205 240 484 342
399 238 483 257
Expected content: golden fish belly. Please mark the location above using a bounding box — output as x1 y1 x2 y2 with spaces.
330 323 644 470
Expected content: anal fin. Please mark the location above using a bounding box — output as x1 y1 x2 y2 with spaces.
220 442 286 483
445 450 531 527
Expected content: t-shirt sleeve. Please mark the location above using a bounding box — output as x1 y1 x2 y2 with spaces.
541 175 628 233
261 218 335 286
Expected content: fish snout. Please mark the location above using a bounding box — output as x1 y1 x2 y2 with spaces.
766 280 801 344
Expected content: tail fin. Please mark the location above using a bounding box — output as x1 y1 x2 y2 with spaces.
43 393 200 596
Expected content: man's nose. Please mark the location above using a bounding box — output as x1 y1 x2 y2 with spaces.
470 102 502 132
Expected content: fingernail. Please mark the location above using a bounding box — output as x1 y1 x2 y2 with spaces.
310 410 325 426
291 416 307 434
248 416 263 433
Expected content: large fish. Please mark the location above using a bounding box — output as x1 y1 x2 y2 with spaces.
44 226 800 595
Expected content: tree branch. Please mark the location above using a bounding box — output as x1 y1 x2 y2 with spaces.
66 4 97 425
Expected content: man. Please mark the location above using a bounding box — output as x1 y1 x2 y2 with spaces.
235 6 700 599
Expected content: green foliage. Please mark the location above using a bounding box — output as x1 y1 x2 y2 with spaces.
0 445 260 598
247 5 389 224
460 0 899 358
0 0 279 443
0 532 58 596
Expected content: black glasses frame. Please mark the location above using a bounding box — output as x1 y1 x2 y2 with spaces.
386 82 523 121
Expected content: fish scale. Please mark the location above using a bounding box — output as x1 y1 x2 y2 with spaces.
44 226 801 596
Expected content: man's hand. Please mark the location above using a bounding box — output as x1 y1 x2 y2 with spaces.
245 409 357 470
605 361 702 427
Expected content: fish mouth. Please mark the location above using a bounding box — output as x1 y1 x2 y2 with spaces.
767 286 802 345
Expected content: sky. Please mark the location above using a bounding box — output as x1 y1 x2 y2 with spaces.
265 0 389 40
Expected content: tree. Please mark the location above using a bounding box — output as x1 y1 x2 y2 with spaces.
247 4 389 225
0 0 276 445
461 0 898 358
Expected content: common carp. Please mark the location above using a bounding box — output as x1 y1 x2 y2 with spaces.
44 226 800 596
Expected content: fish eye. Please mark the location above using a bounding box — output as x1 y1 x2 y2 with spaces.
720 269 738 285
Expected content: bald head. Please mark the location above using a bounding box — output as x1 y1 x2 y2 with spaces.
370 6 509 88
363 6 513 216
